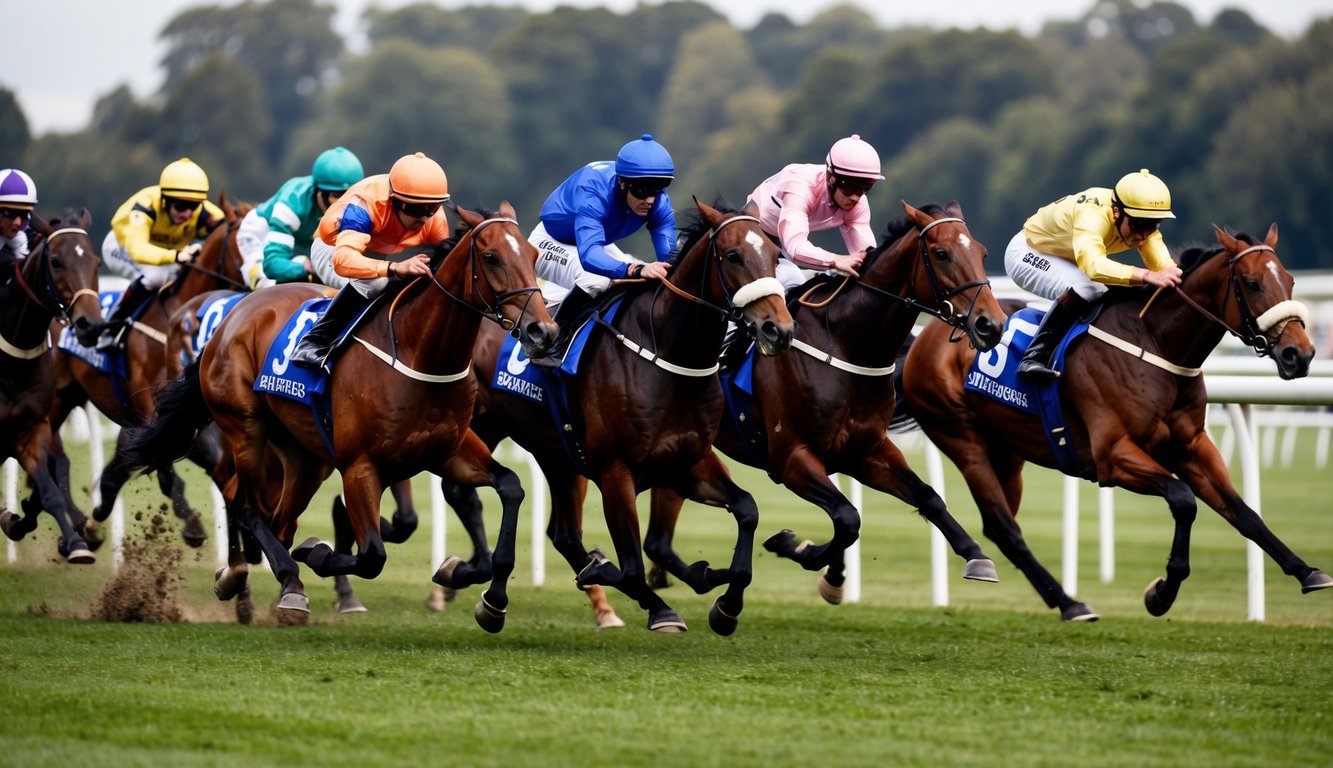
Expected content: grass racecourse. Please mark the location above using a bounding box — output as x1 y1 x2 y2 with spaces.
1 422 1330 767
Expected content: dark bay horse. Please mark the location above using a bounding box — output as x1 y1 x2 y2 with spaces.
122 203 556 629
647 201 1007 604
438 199 795 634
901 224 1330 621
49 193 251 551
0 210 103 560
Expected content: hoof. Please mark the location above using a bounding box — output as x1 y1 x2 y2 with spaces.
290 537 328 564
64 544 96 565
337 594 367 614
213 564 249 601
1061 602 1100 622
235 589 255 625
1143 577 1172 617
80 519 104 551
0 510 24 541
276 591 310 614
1300 569 1333 594
425 586 447 613
595 609 625 630
762 529 799 556
431 556 466 589
647 610 688 633
474 596 507 634
575 548 619 589
963 558 999 583
708 597 739 636
817 572 844 605
180 513 208 548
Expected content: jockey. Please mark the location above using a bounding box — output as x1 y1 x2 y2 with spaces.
290 151 450 372
0 168 38 267
531 133 676 353
96 158 225 351
747 134 882 294
236 146 366 290
1004 168 1183 382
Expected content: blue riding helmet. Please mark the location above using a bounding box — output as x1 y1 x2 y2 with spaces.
615 134 674 180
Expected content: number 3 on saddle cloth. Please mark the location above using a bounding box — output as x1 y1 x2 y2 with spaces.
253 296 374 457
491 297 626 473
964 306 1093 474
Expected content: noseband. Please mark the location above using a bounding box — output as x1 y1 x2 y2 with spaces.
1168 243 1309 358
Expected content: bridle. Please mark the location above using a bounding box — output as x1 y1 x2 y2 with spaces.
11 227 100 325
422 216 543 332
651 214 784 321
1166 243 1307 358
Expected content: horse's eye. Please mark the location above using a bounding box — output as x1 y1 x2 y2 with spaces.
725 249 743 265
49 256 64 270
932 247 951 263
483 251 500 266
1245 279 1261 292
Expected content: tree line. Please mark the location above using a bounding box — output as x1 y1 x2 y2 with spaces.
5 0 1331 268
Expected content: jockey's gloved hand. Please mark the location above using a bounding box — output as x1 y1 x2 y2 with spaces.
177 243 203 263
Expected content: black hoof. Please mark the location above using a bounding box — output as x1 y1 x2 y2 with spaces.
474 596 507 633
78 519 104 551
708 596 739 636
1143 577 1173 617
432 556 467 589
646 564 671 591
1061 602 1100 622
762 529 798 557
647 609 688 633
1300 569 1333 593
181 513 208 548
291 537 326 564
575 548 620 589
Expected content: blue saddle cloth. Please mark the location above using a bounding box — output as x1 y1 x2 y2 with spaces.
56 290 130 376
719 342 770 469
964 306 1090 474
490 298 625 471
190 292 246 358
254 297 364 458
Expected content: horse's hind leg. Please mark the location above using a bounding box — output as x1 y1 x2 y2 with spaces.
529 469 623 629
2 427 95 562
673 451 759 636
857 439 999 584
596 465 684 633
646 487 732 595
156 468 208 548
760 453 860 584
327 495 366 614
381 480 418 543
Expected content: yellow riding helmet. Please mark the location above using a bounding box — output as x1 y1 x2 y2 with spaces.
388 152 450 204
159 158 210 202
1113 169 1174 220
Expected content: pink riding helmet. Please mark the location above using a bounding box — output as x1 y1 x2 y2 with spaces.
826 135 884 180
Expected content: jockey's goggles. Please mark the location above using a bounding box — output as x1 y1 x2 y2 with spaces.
834 176 875 197
166 197 202 214
395 199 444 219
0 207 31 222
1125 215 1160 236
625 181 670 200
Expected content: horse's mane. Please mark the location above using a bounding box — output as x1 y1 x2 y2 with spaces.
432 205 503 269
674 197 743 261
879 203 947 247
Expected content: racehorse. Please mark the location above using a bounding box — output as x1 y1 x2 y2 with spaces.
437 198 795 634
0 209 103 560
646 201 1008 604
900 224 1331 621
48 193 251 552
121 203 555 629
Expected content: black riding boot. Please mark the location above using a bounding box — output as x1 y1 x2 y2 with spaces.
534 287 595 366
718 326 751 371
291 286 371 372
1017 288 1092 382
94 276 153 352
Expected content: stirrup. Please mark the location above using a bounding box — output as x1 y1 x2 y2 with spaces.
1017 359 1059 381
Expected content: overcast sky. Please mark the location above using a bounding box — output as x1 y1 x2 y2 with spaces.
6 0 1329 135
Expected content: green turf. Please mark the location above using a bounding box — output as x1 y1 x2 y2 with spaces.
1 425 1329 767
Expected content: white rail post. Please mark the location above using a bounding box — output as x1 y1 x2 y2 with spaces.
212 485 227 568
4 458 15 563
431 473 445 571
1062 476 1080 596
1225 403 1265 621
86 407 124 570
525 447 546 587
923 441 949 606
843 475 862 603
1099 486 1115 583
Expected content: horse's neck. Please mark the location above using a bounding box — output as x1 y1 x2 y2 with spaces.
634 272 729 363
1102 284 1228 369
816 243 920 363
1 260 56 347
383 272 484 373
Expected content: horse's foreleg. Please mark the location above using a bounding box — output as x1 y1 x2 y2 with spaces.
49 440 95 548
437 476 493 577
327 495 365 614
761 452 857 579
1174 435 1332 595
644 487 712 592
437 431 519 633
2 427 94 562
382 479 419 543
857 438 999 584
677 450 758 636
298 458 384 580
600 464 684 633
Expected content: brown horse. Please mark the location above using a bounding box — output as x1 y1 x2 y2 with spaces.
165 286 423 617
0 210 103 560
122 203 555 629
646 201 1007 604
48 193 251 551
901 224 1330 621
437 198 795 634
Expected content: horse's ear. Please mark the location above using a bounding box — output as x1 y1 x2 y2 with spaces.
1264 222 1279 249
900 199 927 227
79 208 92 229
742 199 760 218
693 197 722 222
1213 224 1239 251
945 199 964 219
498 200 517 220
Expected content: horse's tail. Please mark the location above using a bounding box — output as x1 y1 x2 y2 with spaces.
889 331 920 434
120 358 214 476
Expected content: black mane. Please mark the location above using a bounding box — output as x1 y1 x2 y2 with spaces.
880 203 947 248
676 197 742 260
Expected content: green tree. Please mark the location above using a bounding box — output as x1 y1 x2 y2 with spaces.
0 89 30 159
658 22 768 165
745 5 895 91
158 0 342 165
364 3 529 53
295 42 520 214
